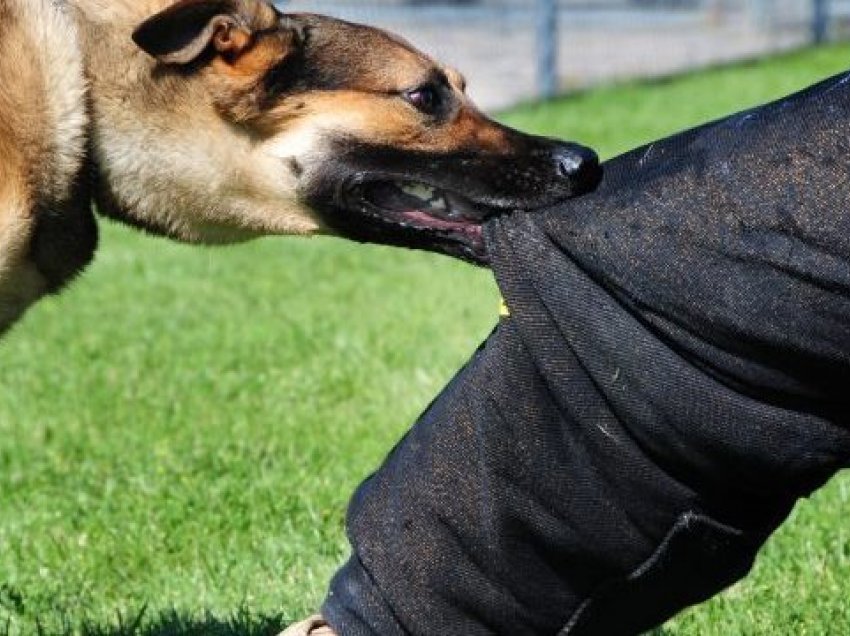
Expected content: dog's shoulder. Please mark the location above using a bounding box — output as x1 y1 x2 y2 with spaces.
0 0 88 205
0 0 95 331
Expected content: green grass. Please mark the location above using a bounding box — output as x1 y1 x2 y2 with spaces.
2 44 850 635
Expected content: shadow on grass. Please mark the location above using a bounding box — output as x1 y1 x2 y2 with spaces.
2 608 681 636
3 607 290 636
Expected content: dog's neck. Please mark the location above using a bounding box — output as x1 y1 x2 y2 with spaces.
69 0 323 244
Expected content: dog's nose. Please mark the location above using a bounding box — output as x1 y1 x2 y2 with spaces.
554 143 603 193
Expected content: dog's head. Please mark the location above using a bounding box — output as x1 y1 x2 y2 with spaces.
132 0 601 263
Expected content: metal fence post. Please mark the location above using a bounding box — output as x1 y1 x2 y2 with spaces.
813 0 829 44
750 0 771 31
537 0 558 99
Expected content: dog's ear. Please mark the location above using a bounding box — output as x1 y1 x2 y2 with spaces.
132 0 280 65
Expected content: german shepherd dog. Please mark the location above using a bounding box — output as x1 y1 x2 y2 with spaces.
0 0 601 335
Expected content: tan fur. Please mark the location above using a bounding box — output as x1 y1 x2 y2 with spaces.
72 0 322 243
0 0 88 332
258 91 513 153
0 0 322 333
71 0 503 244
0 0 567 334
0 176 47 332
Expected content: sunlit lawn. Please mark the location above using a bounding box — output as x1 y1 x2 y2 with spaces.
2 44 849 634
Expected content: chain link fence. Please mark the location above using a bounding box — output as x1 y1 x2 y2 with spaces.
278 1 849 110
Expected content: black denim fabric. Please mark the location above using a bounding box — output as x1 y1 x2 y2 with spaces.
322 71 850 635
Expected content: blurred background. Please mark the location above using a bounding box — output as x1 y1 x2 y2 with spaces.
280 0 843 110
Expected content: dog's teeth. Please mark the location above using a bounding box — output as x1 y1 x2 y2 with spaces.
400 183 435 200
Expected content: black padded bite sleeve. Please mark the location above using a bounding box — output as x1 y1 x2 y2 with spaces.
323 70 850 635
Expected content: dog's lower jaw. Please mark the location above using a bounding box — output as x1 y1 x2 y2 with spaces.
314 202 492 265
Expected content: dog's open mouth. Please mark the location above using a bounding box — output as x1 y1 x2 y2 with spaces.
343 180 499 261
362 181 481 228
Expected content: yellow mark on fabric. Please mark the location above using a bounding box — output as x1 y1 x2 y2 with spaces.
499 298 511 318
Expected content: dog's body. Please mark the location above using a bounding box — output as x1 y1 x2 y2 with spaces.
0 0 91 329
0 0 600 335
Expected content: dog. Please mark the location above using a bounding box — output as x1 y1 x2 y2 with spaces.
0 0 602 336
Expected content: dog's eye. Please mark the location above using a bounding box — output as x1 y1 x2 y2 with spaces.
405 85 440 114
